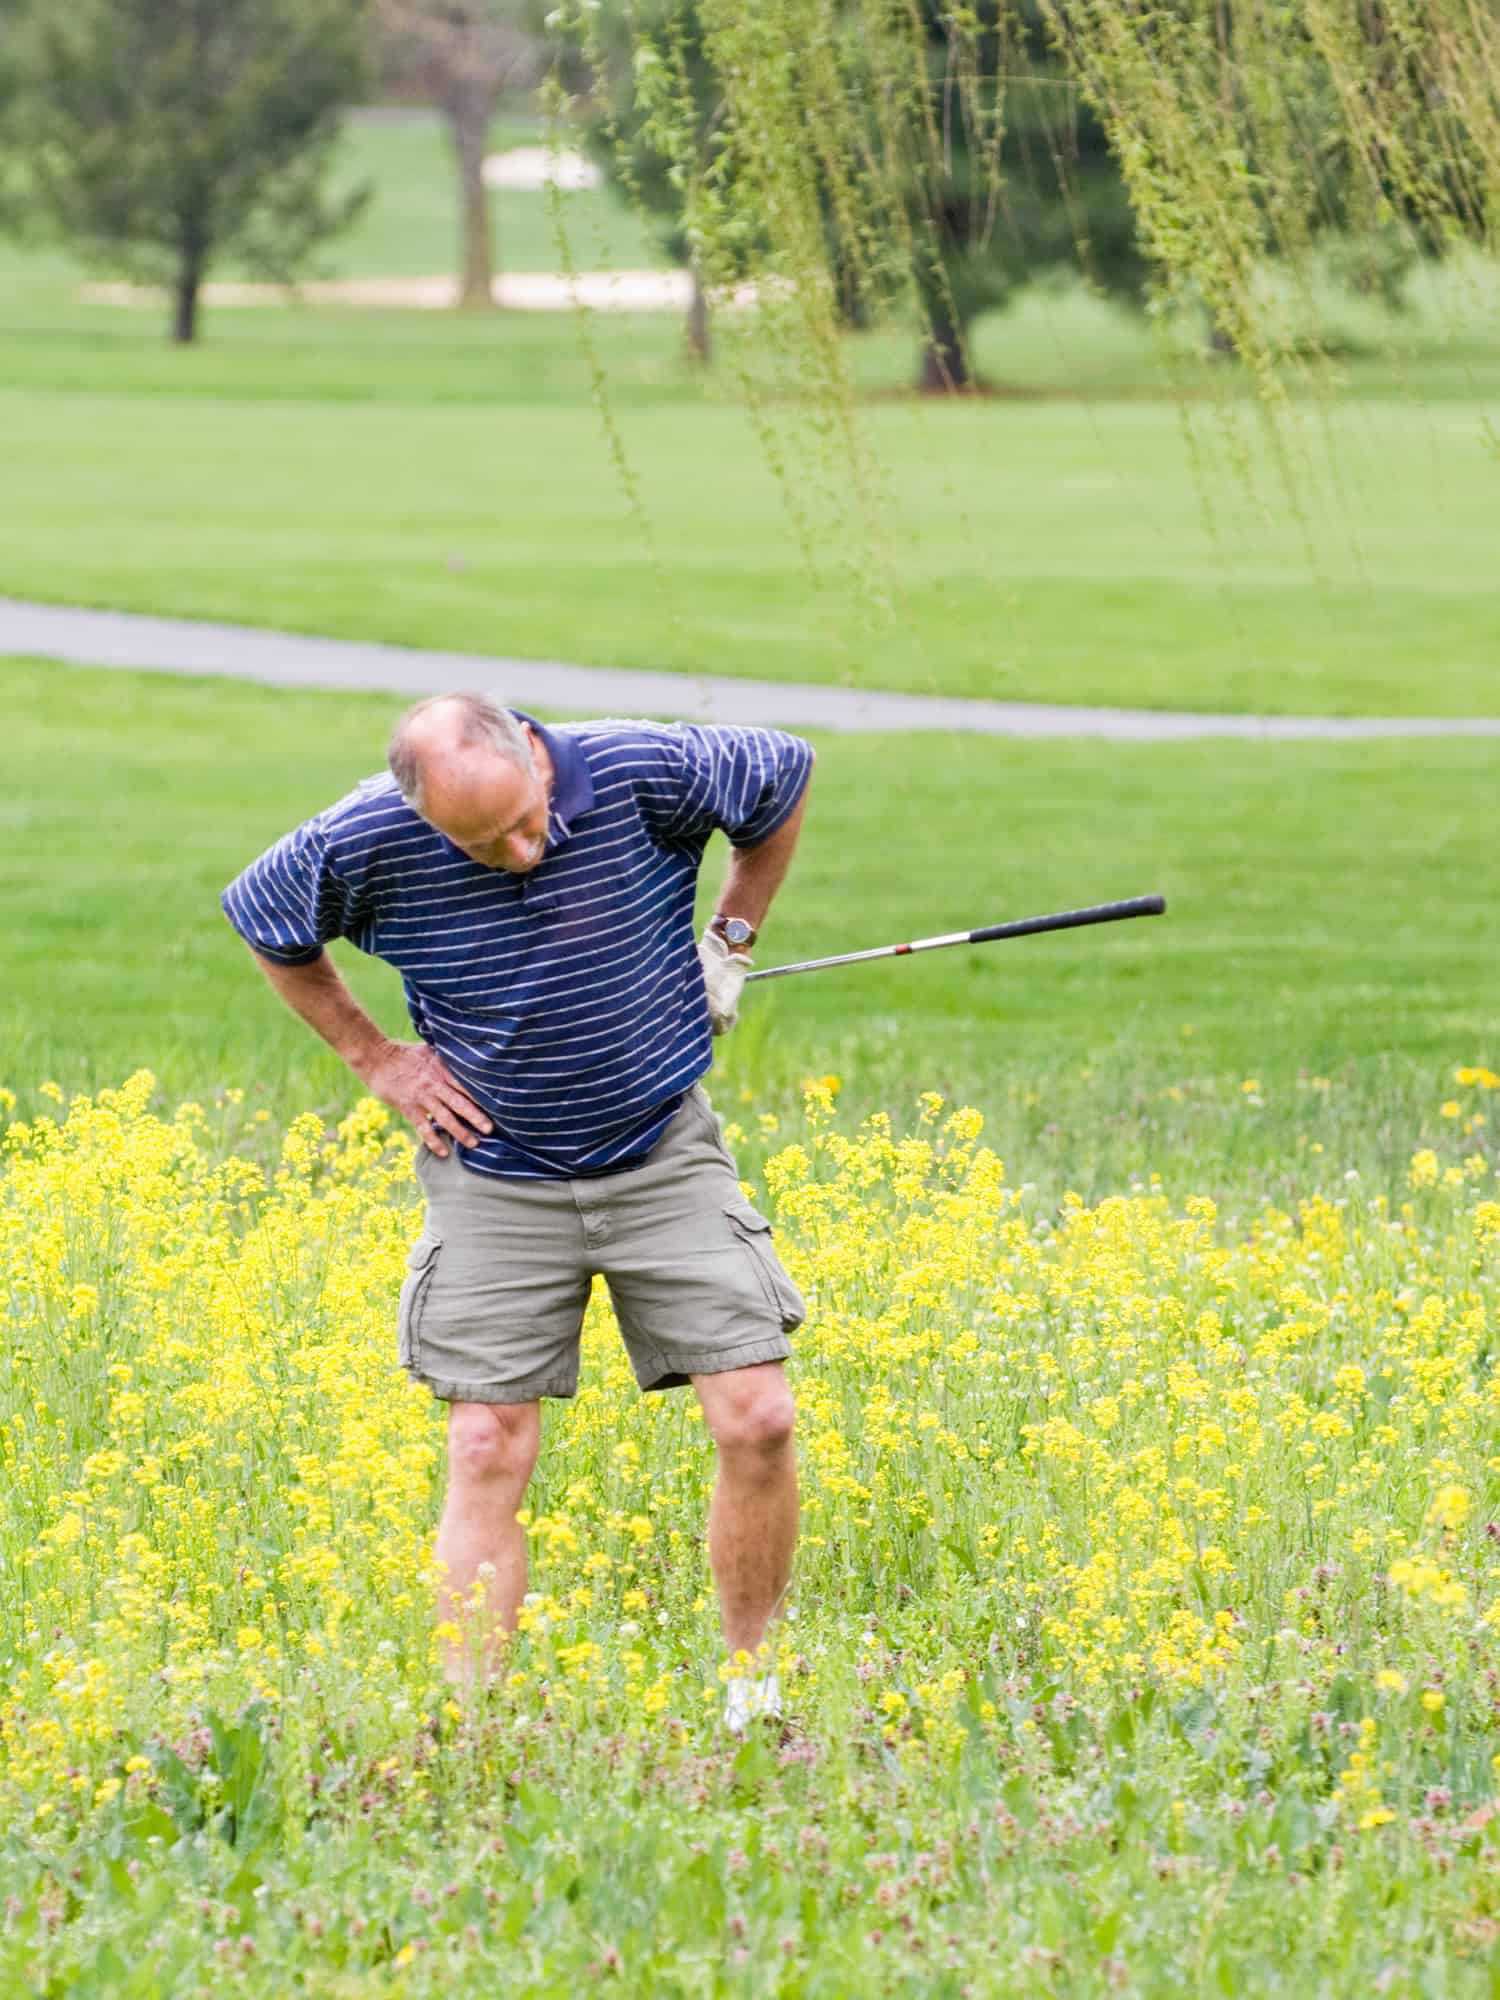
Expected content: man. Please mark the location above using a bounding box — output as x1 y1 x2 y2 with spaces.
221 694 813 1731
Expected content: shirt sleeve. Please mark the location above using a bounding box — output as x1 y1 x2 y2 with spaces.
220 816 363 965
647 725 814 850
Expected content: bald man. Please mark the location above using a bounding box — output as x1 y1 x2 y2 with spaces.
222 694 814 1731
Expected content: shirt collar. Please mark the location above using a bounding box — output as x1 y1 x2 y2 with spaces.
515 713 594 851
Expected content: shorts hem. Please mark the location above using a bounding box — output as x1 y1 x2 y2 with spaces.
635 1335 792 1393
411 1372 578 1405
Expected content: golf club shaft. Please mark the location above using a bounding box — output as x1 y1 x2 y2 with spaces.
744 894 1166 983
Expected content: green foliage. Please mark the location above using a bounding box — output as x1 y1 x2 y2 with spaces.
8 0 369 341
553 0 1500 430
582 0 1148 385
578 0 718 270
0 0 24 226
902 0 1150 387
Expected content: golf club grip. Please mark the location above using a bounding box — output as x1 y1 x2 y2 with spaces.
968 895 1166 946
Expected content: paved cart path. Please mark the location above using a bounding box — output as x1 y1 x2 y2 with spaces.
5 597 1500 741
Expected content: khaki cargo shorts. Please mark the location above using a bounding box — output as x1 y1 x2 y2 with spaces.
398 1085 806 1403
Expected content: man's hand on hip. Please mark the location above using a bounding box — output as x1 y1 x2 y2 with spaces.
698 928 752 1036
359 1039 493 1157
243 952 493 1158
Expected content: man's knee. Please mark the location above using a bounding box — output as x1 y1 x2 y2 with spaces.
446 1400 540 1488
704 1369 797 1458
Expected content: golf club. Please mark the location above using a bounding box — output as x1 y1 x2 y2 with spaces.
745 894 1167 983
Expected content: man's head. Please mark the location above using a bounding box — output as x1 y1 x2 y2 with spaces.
388 693 552 874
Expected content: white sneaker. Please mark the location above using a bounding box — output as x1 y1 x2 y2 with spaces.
724 1672 782 1734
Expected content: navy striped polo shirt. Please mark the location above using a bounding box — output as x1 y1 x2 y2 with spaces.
221 717 813 1179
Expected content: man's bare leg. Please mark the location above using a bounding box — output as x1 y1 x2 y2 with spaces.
432 1400 541 1691
694 1363 798 1702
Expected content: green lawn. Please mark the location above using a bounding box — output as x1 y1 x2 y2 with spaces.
5 658 1495 1203
0 310 1497 715
1 110 1498 717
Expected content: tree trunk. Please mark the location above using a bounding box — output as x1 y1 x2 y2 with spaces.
686 261 710 364
918 300 970 392
1205 306 1236 357
447 85 495 310
171 248 203 345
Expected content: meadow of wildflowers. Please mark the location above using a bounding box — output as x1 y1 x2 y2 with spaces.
5 1066 1500 1997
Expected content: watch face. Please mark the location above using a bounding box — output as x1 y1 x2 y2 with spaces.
724 918 754 947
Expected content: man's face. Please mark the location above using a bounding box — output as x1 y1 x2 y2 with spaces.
422 737 551 874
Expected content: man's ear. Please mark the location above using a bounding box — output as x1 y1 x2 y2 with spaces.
522 722 549 784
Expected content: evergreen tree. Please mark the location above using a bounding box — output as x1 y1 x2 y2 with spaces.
0 0 24 225
11 0 368 343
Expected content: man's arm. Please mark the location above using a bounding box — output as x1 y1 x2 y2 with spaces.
698 761 813 1033
248 947 492 1158
713 772 811 933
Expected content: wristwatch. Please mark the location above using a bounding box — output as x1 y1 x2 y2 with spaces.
709 914 758 952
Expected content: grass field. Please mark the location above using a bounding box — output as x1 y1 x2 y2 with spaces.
1 112 1498 716
7 99 1500 2000
4 663 1500 1996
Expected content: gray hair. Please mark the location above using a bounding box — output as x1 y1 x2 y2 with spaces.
387 692 534 813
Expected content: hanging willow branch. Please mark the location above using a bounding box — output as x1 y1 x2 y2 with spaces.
547 0 1498 573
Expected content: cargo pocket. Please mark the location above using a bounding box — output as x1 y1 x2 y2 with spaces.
724 1203 806 1331
397 1237 442 1371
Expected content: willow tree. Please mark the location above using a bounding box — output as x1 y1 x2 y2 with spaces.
579 0 723 359
557 0 1500 407
586 0 1144 384
906 0 1151 389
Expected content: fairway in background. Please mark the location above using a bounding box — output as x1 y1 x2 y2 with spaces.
0 340 1496 717
0 112 1498 720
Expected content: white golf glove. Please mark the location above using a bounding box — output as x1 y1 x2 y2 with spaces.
698 927 752 1035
